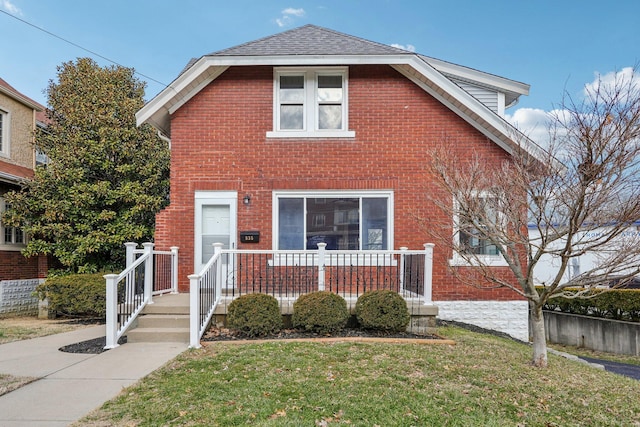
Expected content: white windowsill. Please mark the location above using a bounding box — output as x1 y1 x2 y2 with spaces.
449 254 508 267
266 130 356 139
0 244 27 252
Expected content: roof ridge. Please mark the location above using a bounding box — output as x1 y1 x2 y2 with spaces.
206 24 412 57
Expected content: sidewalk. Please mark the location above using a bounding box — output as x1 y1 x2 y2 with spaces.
0 325 187 426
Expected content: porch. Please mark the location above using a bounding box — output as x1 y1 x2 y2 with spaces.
104 242 438 348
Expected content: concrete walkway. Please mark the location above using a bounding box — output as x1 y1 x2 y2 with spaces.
0 325 187 426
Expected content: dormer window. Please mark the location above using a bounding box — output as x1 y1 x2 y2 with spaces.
267 67 355 138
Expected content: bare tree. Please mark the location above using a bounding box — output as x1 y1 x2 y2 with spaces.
427 68 640 367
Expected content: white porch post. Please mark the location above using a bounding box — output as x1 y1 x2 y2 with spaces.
317 243 326 291
399 246 408 294
423 243 435 304
188 274 201 349
170 246 179 294
142 242 154 304
213 243 223 299
124 242 137 301
104 274 119 349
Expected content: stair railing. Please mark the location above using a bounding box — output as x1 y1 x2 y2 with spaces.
104 242 155 349
189 243 224 348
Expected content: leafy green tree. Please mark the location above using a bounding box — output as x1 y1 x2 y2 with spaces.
3 58 169 273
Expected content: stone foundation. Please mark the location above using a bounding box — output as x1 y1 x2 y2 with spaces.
0 279 43 317
435 300 529 342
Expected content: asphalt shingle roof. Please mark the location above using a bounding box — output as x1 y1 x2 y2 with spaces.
207 24 412 57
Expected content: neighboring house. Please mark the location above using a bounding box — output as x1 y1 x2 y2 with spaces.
137 25 543 340
530 222 640 286
0 78 49 315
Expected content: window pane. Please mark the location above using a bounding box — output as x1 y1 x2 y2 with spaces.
317 76 343 103
362 198 387 250
280 105 304 129
15 228 23 244
307 198 358 250
0 112 3 151
280 75 304 89
318 75 342 88
318 105 342 130
4 227 11 244
279 198 304 249
280 89 304 103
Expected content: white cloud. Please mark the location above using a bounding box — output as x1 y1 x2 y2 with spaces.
390 43 416 52
276 7 305 27
584 67 639 95
1 0 22 15
505 107 553 147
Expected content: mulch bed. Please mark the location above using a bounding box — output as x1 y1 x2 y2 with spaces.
202 326 443 342
59 336 126 354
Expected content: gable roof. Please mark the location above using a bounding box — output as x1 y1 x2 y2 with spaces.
137 24 543 162
209 24 410 57
0 78 44 111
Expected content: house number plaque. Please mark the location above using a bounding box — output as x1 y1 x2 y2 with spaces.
240 231 260 243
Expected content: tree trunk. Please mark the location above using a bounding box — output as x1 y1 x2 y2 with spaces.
529 301 548 367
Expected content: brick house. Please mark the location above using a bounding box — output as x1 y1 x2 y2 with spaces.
137 25 540 339
0 78 49 315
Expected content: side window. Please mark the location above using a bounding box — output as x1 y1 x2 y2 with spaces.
457 194 500 257
0 109 8 156
1 198 25 246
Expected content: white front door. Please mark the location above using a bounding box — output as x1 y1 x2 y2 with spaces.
194 192 237 275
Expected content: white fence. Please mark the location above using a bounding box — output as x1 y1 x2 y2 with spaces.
188 243 435 348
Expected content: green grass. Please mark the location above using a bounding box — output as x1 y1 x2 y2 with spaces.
77 326 640 426
0 316 91 344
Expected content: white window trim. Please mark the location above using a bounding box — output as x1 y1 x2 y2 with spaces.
0 108 10 158
267 67 355 139
272 190 394 251
449 192 508 267
0 197 26 250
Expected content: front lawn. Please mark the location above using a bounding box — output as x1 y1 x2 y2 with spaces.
76 326 640 426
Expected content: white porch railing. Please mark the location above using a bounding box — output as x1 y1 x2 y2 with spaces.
104 242 179 349
189 242 435 348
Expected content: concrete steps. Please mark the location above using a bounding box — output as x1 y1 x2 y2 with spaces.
126 293 190 343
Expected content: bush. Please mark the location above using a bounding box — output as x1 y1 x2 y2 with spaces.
292 291 349 334
36 273 107 318
226 294 283 337
540 287 640 322
355 290 410 332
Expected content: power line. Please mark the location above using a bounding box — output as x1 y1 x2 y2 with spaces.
0 9 168 88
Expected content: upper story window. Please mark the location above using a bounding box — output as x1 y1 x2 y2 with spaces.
0 108 8 156
267 68 355 138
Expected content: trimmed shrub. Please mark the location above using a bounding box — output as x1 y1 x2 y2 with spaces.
292 291 349 334
540 287 640 322
36 273 107 318
226 294 283 337
356 290 410 332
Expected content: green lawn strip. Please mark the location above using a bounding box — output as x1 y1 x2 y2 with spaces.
77 326 640 426
0 374 38 397
549 343 640 366
0 317 90 344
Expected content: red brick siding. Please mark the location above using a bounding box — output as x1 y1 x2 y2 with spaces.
155 64 523 300
0 251 47 281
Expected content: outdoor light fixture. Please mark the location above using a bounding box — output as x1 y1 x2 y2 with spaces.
243 194 251 205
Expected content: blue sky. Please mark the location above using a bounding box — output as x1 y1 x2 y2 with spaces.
1 0 638 141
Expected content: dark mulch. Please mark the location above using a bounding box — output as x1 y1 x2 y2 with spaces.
202 326 440 342
59 336 126 354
